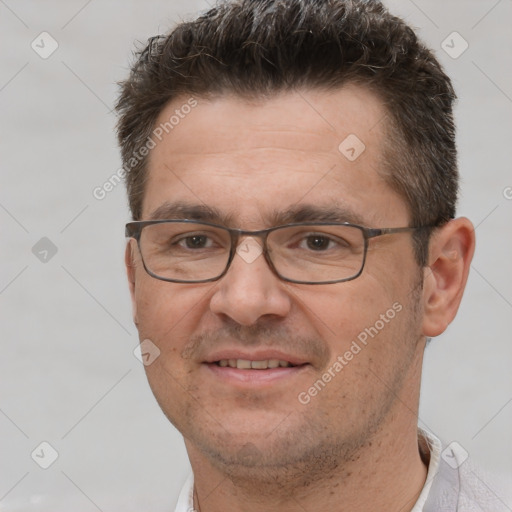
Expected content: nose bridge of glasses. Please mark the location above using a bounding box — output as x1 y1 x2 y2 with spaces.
229 226 270 250
233 230 266 265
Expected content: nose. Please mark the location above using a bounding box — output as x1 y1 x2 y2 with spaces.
209 236 292 326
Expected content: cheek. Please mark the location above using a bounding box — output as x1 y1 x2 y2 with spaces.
294 275 416 385
133 274 205 353
292 281 395 351
134 278 209 413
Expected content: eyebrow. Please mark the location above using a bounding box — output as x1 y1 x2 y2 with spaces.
148 201 369 227
269 204 368 226
148 201 236 224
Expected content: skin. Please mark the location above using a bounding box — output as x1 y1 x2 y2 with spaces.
126 86 475 512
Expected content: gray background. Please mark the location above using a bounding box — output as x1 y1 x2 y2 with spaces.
1 0 511 510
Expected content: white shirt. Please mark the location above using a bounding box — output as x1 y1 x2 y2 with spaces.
174 430 509 512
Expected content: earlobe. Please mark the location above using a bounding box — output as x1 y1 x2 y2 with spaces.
421 218 475 338
125 240 138 326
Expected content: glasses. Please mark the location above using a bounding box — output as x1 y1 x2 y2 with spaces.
125 220 430 285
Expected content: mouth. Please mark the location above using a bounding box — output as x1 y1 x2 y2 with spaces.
214 358 299 369
202 352 310 386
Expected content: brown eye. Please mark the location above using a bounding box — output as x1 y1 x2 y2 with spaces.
305 235 332 251
182 235 210 249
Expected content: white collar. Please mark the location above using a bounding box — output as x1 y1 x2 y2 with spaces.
411 428 442 511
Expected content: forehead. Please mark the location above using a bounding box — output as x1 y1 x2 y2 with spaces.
143 85 408 226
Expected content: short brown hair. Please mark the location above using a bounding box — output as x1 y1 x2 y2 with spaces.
116 0 458 266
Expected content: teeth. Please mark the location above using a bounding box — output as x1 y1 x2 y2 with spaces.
216 359 293 369
251 360 268 369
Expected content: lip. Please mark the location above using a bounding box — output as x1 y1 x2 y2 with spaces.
203 362 310 385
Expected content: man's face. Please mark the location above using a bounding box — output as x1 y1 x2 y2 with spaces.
127 86 426 478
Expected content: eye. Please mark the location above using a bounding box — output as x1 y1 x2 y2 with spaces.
299 234 347 251
176 234 214 249
302 235 334 251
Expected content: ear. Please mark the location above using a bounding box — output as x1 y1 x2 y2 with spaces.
421 217 475 337
125 240 138 326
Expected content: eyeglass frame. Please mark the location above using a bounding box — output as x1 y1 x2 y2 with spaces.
125 219 434 285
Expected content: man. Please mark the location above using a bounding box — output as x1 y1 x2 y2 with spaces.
115 1 505 510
